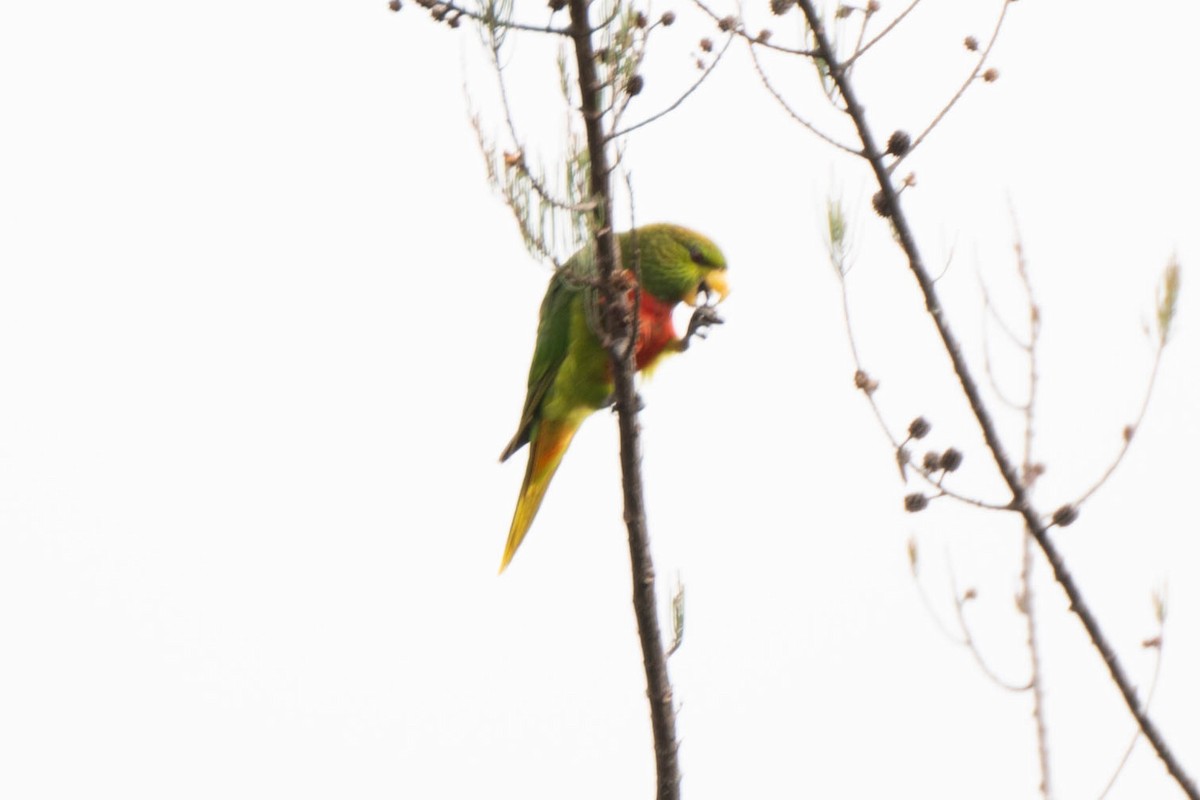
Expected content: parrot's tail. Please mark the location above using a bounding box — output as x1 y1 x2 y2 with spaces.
499 418 579 573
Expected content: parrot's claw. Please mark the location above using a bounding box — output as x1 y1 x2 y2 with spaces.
606 392 645 414
682 305 724 351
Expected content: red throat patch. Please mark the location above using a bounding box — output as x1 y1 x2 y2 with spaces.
632 289 677 370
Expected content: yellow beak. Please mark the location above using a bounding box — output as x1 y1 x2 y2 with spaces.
683 269 730 307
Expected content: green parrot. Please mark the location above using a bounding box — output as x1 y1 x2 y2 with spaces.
499 223 729 572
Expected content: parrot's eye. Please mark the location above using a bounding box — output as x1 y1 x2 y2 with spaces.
688 245 712 267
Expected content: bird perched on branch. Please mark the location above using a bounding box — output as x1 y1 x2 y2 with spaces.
499 223 729 572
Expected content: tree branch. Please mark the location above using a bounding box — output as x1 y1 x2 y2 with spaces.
567 2 680 798
795 3 1198 797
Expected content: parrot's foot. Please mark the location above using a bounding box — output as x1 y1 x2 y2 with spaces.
682 304 724 351
606 392 645 414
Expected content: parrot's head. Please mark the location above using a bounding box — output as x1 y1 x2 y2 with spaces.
630 224 729 307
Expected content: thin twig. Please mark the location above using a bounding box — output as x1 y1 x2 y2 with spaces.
1098 605 1167 799
843 0 924 68
609 34 734 139
887 0 1011 173
1021 531 1053 799
1071 347 1164 508
413 0 569 35
847 6 874 68
690 0 816 55
749 42 861 155
909 542 970 645
947 566 1034 692
1010 227 1053 799
831 233 1009 510
979 275 1033 412
796 3 1198 795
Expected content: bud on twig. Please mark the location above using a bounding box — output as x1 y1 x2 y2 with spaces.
908 417 931 439
886 130 911 157
872 190 893 218
939 448 963 472
854 369 879 394
905 493 929 512
626 74 645 96
771 0 796 15
982 67 1000 83
1157 258 1181 345
660 10 676 25
1051 504 1078 527
963 35 979 51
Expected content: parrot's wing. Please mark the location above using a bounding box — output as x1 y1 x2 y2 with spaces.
500 269 577 462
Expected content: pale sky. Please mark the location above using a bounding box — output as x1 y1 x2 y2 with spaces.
2 2 1198 798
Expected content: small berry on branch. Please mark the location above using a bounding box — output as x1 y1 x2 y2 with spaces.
1052 504 1078 527
872 190 893 218
939 448 963 472
886 130 912 157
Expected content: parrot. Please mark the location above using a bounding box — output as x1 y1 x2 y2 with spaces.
498 223 729 572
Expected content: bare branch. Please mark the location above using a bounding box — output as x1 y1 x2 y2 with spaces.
947 567 1034 693
749 43 862 155
1098 590 1168 799
1071 341 1165 509
843 0 924 67
1009 223 1052 797
412 0 569 35
691 0 817 56
887 0 1011 173
796 3 1198 795
609 34 734 139
566 3 680 798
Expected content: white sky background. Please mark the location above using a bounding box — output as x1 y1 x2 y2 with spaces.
1 1 1198 798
